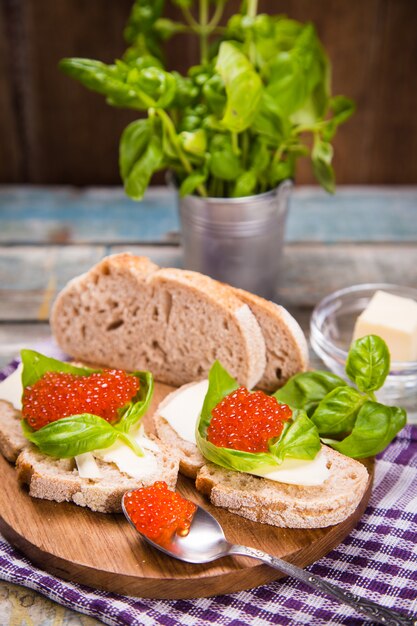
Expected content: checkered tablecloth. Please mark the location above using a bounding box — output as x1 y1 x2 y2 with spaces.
0 346 416 626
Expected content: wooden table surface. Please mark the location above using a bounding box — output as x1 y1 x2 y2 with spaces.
0 184 416 624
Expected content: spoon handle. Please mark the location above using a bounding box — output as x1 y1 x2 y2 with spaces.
228 544 416 626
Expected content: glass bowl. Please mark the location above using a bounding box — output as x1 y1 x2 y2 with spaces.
310 283 417 416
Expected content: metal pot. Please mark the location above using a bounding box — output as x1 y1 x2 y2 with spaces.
177 180 292 300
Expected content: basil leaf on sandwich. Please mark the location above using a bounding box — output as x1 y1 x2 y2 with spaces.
20 350 154 458
196 361 321 474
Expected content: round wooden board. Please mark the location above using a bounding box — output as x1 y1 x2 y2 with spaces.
0 382 374 599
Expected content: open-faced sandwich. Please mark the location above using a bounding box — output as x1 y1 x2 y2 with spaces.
0 350 178 513
154 339 407 528
0 254 407 530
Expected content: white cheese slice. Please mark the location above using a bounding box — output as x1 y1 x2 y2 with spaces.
353 290 417 361
93 435 160 479
253 448 330 486
0 363 23 409
159 379 330 487
159 379 209 444
75 452 102 479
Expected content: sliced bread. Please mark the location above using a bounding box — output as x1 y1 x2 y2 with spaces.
195 447 369 528
0 399 179 514
232 288 309 391
0 401 28 462
50 253 266 389
16 439 178 514
153 383 205 478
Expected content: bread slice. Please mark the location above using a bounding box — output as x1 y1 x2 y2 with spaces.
195 447 369 528
50 253 266 389
0 401 28 462
153 383 205 478
232 288 309 391
0 399 179 513
16 437 179 514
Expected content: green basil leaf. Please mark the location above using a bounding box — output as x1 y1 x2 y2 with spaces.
179 170 207 197
312 138 335 193
21 350 97 389
209 137 241 181
119 119 152 180
274 371 347 416
115 370 154 433
322 96 356 141
346 335 391 393
180 129 207 156
196 430 280 474
232 170 257 197
124 134 163 200
198 361 239 439
202 74 226 116
329 401 407 458
215 42 262 133
269 410 321 461
22 414 118 458
311 386 366 436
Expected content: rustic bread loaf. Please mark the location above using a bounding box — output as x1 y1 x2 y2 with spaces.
195 447 369 528
232 288 309 391
16 438 179 514
51 254 266 389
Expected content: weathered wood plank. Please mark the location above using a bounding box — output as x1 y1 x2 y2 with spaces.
0 5 22 182
0 186 416 244
1 243 416 322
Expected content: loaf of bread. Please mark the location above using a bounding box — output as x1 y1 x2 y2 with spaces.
195 448 369 528
51 254 267 390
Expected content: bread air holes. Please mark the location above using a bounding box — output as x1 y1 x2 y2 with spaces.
106 319 124 331
275 367 283 381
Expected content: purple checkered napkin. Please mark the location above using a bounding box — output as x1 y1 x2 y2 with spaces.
0 342 416 626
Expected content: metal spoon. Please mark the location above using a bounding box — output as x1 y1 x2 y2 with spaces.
122 496 416 626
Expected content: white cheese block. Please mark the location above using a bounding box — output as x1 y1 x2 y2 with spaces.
75 452 102 479
353 290 417 361
159 379 330 486
159 379 209 444
0 363 23 409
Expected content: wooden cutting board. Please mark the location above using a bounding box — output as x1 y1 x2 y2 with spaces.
0 382 374 599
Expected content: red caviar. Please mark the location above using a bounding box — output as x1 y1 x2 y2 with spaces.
22 369 139 430
207 386 292 453
124 481 197 544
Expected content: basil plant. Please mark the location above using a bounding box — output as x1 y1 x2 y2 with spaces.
60 0 355 199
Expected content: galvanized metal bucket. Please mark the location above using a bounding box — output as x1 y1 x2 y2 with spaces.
177 180 292 300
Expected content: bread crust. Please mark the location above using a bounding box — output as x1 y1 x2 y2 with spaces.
232 288 309 391
16 438 179 514
0 401 28 462
195 447 369 528
153 382 205 478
